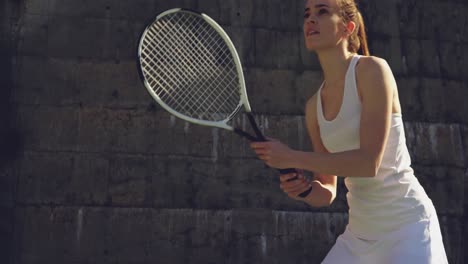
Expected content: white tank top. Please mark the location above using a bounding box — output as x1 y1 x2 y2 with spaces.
317 55 432 240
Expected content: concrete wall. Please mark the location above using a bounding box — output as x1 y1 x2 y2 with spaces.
1 0 467 263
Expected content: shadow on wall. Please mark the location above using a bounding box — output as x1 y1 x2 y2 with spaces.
0 0 23 170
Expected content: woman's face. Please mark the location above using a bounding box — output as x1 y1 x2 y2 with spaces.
303 0 348 52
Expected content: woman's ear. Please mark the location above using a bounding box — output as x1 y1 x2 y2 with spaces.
345 21 357 36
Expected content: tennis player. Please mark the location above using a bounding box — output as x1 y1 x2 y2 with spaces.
250 0 448 263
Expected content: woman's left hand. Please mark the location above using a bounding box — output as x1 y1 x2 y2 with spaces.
250 138 295 169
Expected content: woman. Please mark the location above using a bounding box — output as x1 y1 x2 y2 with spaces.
250 0 448 263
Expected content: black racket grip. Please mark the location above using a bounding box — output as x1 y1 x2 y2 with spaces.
245 113 312 198
279 168 312 198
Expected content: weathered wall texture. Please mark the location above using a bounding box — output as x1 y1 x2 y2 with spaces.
1 0 467 263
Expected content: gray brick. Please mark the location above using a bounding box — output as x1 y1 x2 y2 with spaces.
406 122 465 167
45 16 142 60
419 39 441 78
361 0 400 38
438 216 463 264
419 2 465 42
276 31 302 68
231 0 254 27
255 29 301 69
114 0 157 21
23 0 49 16
13 56 76 105
16 106 79 152
48 0 113 18
396 0 420 38
195 0 236 26
277 0 301 30
444 81 468 123
105 20 144 60
250 0 300 30
465 169 468 264
198 0 223 23
47 16 108 59
419 78 467 123
254 29 277 68
151 157 284 209
439 41 463 80
17 152 108 204
17 15 48 56
15 206 347 264
149 155 348 211
76 107 228 157
295 70 322 107
108 154 152 206
419 78 445 122
396 77 422 121
462 126 468 169
0 166 15 207
0 206 14 264
14 56 147 107
462 6 468 43
73 60 147 108
229 210 346 264
77 108 163 154
15 206 108 263
250 0 281 29
299 38 321 70
400 38 421 76
224 26 255 66
369 37 403 76
413 165 464 216
244 68 299 114
462 45 468 82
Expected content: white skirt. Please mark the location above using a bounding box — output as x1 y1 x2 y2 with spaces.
321 206 448 264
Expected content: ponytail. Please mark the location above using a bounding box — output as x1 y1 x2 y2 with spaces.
339 0 370 56
354 12 369 56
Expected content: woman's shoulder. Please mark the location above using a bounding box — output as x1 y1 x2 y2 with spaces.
357 55 390 71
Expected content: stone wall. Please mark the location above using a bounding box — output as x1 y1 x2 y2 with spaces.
1 0 466 263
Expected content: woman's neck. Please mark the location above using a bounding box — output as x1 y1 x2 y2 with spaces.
317 48 355 88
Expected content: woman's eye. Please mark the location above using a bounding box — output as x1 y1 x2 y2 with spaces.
317 9 328 15
304 13 310 19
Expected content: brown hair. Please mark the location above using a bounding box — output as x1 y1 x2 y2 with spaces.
337 0 370 56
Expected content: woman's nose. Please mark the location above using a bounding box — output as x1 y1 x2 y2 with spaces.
306 16 317 24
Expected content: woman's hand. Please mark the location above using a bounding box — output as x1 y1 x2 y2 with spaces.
279 171 312 200
250 138 296 169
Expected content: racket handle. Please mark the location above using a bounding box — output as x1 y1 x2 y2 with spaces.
279 168 312 198
278 168 296 174
245 113 312 198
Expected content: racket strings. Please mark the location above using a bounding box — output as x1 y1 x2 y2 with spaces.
143 28 238 119
140 11 242 121
164 15 241 114
159 17 238 112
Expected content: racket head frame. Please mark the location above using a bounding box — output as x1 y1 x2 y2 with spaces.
137 8 252 131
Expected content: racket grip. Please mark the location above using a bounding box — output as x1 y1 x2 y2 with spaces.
278 168 312 198
278 168 296 174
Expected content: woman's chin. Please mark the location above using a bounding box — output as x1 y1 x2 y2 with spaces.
304 40 324 51
305 44 321 52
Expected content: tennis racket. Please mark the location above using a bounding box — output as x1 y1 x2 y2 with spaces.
137 8 312 198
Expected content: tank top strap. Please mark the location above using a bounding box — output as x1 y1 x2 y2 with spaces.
316 81 325 123
343 55 362 107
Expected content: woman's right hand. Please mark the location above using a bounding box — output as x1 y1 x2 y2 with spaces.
279 170 312 200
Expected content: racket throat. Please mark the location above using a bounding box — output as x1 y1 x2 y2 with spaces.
234 128 258 142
